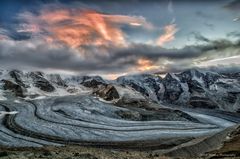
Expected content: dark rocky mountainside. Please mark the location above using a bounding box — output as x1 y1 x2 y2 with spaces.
0 69 240 112
0 69 240 159
116 69 240 112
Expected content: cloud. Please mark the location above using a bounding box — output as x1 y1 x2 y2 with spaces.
227 31 240 38
0 4 239 77
156 64 240 75
155 0 178 47
204 22 214 30
109 37 240 74
110 38 240 61
0 39 136 74
168 0 174 13
17 7 154 48
136 58 159 71
198 55 240 67
1 33 239 76
224 0 240 11
233 17 240 22
195 11 213 19
0 6 184 75
156 24 178 46
191 32 210 42
0 28 10 40
205 64 240 73
14 5 182 49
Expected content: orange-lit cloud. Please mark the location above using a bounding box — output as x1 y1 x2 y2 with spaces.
137 58 158 71
156 24 178 46
102 72 128 80
14 8 180 74
20 8 153 48
41 9 126 47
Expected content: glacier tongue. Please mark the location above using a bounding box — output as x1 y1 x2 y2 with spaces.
0 69 239 152
0 95 238 148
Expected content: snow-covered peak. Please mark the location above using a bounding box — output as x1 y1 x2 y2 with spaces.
0 69 239 112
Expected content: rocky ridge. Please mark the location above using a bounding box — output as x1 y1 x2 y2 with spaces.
0 69 240 112
0 69 240 158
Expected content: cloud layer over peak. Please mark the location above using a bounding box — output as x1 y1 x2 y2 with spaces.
0 0 239 78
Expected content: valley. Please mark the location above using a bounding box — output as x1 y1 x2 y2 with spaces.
0 69 239 158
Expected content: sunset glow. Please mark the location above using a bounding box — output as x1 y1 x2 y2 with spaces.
137 58 159 71
156 24 178 46
0 0 239 77
20 9 155 48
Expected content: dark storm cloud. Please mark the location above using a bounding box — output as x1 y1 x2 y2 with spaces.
108 38 239 62
224 0 240 11
0 40 132 73
0 35 239 74
110 36 240 73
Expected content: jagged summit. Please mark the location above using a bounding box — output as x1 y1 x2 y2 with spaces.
0 68 240 157
0 69 240 112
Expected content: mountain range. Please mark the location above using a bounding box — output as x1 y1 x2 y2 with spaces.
1 69 239 112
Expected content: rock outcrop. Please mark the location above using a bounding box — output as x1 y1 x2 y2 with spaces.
1 80 26 97
47 74 67 87
29 72 55 92
117 74 164 102
81 76 107 88
94 84 147 107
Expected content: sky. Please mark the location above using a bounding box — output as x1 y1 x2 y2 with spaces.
0 0 239 79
